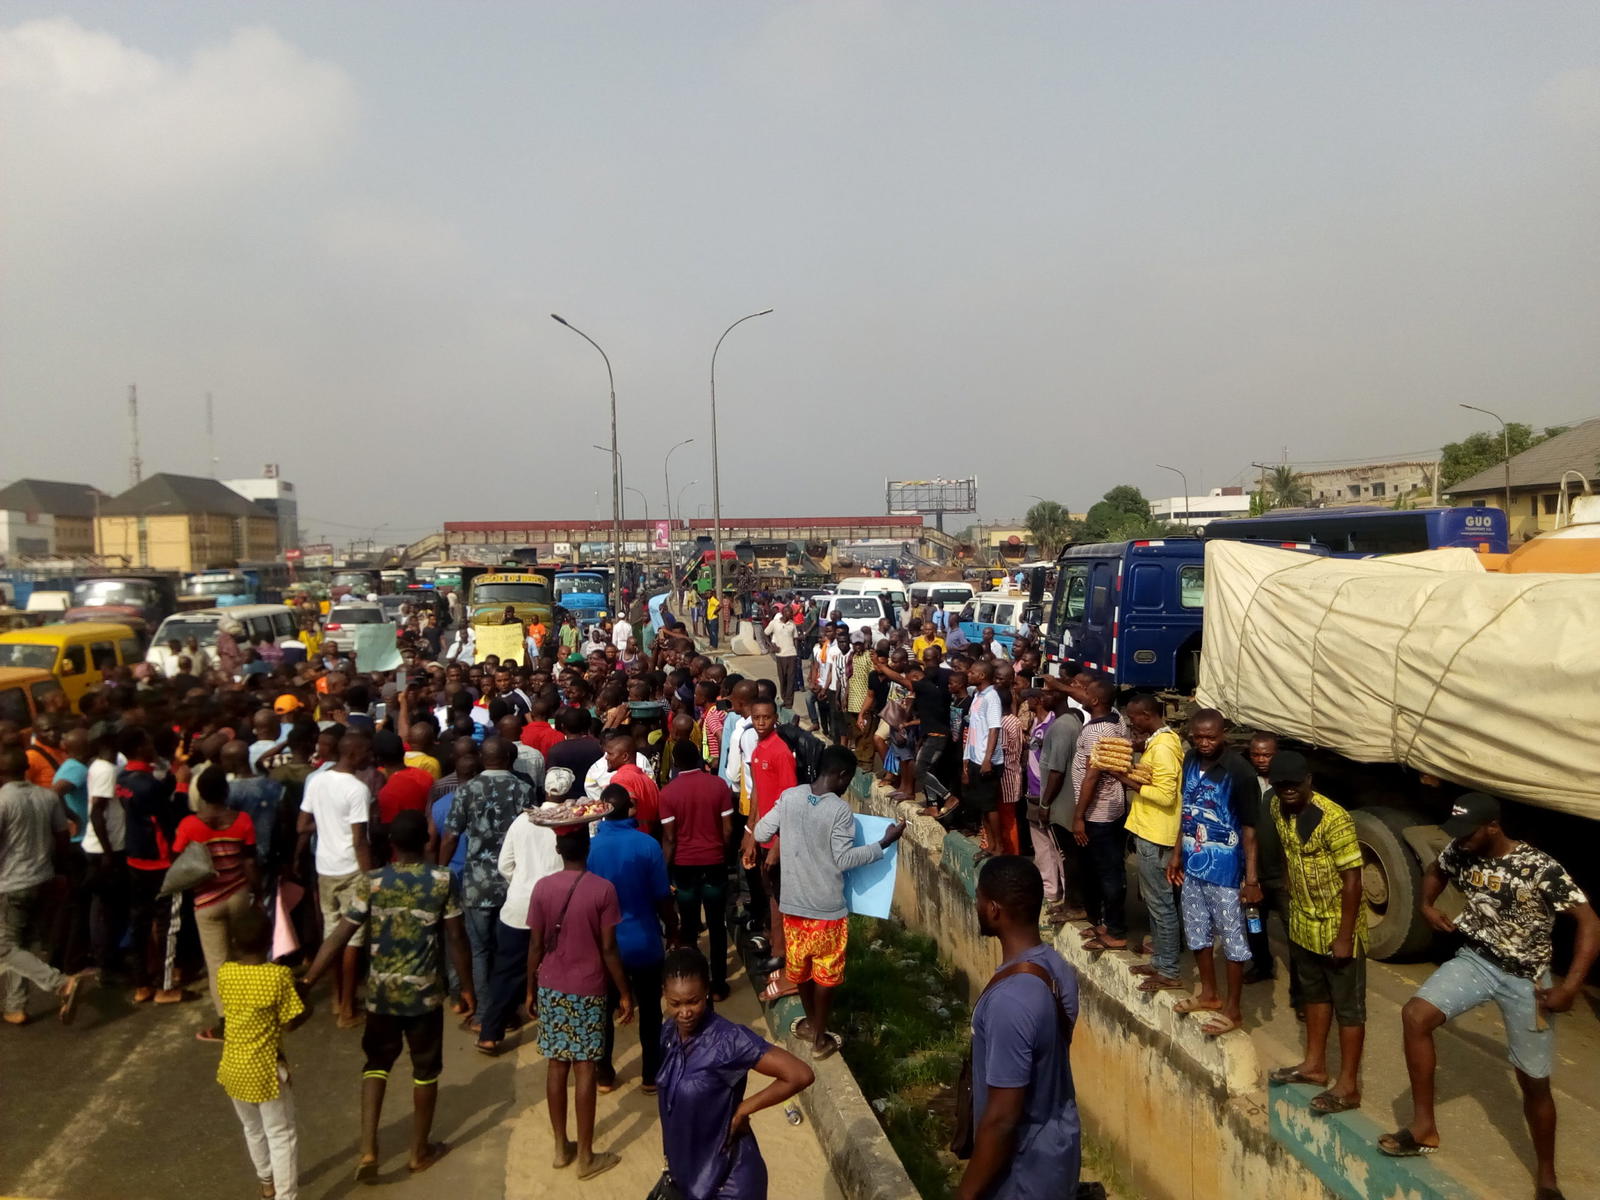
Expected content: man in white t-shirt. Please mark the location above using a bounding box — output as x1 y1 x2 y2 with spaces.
763 610 800 710
297 729 375 1027
612 615 633 652
80 739 129 974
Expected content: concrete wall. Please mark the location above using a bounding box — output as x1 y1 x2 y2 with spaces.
855 779 1347 1200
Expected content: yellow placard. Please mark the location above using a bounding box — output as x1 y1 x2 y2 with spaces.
475 622 527 666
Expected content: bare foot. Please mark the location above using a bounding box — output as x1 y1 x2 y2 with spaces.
1172 996 1223 1015
552 1138 577 1169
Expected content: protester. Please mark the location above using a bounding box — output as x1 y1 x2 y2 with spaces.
216 905 306 1200
526 830 632 1181
656 946 815 1200
962 661 1006 860
957 855 1079 1200
1380 792 1598 1199
1023 687 1078 925
303 810 471 1179
742 700 797 980
1243 730 1294 994
589 784 676 1092
763 608 800 711
659 741 735 999
1168 709 1260 1037
748 746 905 1059
120 728 188 1006
296 730 375 1027
1069 678 1129 951
1263 752 1367 1116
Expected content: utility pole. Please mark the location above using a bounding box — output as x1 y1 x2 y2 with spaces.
128 385 143 487
206 392 218 477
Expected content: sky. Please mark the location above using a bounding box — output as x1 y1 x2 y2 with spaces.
3 2 1598 548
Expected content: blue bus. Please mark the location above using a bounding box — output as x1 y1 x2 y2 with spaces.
1199 506 1507 556
1046 538 1327 692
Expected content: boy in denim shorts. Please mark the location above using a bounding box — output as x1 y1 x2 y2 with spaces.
1380 793 1599 1200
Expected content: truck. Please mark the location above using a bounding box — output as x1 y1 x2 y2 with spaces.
554 570 610 629
178 570 258 610
463 567 558 631
1046 517 1600 962
63 573 177 642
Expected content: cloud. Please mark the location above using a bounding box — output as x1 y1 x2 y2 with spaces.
1535 66 1600 131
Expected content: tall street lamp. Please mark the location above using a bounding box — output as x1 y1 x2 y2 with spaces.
1459 403 1513 517
710 308 773 612
664 436 693 537
1155 464 1190 531
675 479 698 528
555 313 622 610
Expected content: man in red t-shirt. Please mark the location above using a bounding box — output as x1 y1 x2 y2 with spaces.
740 700 796 974
374 732 433 828
601 735 660 833
519 695 564 757
659 741 736 997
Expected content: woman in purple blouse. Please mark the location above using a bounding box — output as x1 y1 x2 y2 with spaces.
656 947 814 1199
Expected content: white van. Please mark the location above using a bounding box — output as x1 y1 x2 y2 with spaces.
908 580 975 616
835 577 908 625
812 593 890 639
146 604 300 664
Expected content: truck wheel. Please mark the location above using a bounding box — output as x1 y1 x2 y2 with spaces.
1350 806 1434 960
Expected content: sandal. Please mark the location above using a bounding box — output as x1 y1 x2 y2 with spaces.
1377 1129 1438 1158
1200 1015 1239 1037
1309 1090 1360 1116
1268 1066 1327 1086
1172 997 1222 1016
475 1040 502 1056
576 1152 621 1181
1082 936 1128 952
1136 974 1185 991
195 1025 224 1043
408 1143 450 1174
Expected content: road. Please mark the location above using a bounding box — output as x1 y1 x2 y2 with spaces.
0 951 841 1200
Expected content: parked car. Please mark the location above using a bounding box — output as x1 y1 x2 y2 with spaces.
324 601 388 641
0 622 141 710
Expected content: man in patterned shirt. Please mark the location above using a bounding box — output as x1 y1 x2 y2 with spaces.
1261 753 1366 1117
1381 793 1599 1200
303 810 472 1180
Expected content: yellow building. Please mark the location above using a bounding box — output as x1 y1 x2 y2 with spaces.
0 478 107 559
96 473 279 571
1445 418 1600 542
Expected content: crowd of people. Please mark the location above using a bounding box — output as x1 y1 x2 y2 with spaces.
2 581 1597 1200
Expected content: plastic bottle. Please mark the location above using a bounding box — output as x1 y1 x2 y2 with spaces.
1244 904 1263 935
784 1102 804 1126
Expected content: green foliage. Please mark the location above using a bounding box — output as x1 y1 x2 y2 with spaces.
1440 424 1567 490
1082 484 1151 541
837 916 966 1199
1023 500 1077 559
1265 464 1311 509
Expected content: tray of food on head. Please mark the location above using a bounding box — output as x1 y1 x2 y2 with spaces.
525 798 613 827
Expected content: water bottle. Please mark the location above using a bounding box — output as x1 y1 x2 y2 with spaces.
1244 904 1263 935
784 1102 804 1126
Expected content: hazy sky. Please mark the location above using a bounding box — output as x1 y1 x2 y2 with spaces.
3 2 1598 547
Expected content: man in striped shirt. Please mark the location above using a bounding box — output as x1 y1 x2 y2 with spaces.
1264 751 1366 1117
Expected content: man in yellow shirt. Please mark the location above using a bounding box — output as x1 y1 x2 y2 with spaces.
1102 694 1184 991
705 593 721 649
909 619 946 661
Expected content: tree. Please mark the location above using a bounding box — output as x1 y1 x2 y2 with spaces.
1083 485 1153 541
1023 500 1077 560
1265 465 1311 509
1440 424 1567 490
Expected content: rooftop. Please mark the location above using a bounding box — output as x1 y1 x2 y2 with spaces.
1447 418 1600 494
99 473 274 518
0 479 107 519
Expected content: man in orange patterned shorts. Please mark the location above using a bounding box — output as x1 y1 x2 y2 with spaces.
749 745 905 1059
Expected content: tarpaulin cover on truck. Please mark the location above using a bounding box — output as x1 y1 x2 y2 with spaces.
1196 541 1600 820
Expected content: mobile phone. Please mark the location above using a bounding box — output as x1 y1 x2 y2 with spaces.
1032 675 1046 689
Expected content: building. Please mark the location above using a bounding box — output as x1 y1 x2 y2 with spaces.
96 473 279 571
1151 487 1251 528
1286 460 1439 506
0 479 107 560
1444 417 1600 541
225 466 300 552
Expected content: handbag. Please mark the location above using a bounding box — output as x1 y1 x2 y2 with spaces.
159 839 218 897
950 960 1074 1159
645 1169 684 1200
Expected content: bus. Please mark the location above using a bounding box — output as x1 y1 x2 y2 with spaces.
1200 505 1508 556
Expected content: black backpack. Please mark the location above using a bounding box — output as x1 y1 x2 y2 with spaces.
775 721 826 785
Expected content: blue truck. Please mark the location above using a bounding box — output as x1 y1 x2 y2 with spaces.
554 570 610 629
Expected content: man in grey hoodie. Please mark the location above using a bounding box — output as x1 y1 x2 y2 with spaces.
750 745 905 1059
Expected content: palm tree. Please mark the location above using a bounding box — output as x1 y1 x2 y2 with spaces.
1266 465 1311 509
1024 500 1075 559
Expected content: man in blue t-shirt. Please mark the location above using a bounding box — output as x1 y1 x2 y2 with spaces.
1168 709 1260 1037
959 855 1079 1200
588 784 676 1090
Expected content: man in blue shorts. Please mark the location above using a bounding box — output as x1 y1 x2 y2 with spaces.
1380 793 1598 1200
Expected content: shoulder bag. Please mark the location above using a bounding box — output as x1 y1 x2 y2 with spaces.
545 869 587 955
950 959 1074 1159
159 839 218 897
645 1169 684 1200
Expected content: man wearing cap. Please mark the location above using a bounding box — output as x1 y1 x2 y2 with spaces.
1380 792 1599 1199
1262 752 1366 1116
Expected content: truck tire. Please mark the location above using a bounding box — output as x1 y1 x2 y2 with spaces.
1351 806 1434 960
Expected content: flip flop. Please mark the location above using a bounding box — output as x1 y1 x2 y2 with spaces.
760 978 797 1003
1172 997 1222 1016
1128 963 1162 977
354 1159 379 1184
552 1138 577 1170
809 1032 843 1061
1309 1091 1360 1116
195 1026 224 1043
475 1041 502 1056
1136 974 1185 991
1200 1015 1240 1037
1377 1129 1438 1158
1082 937 1129 952
789 1017 814 1040
408 1143 449 1174
59 972 93 1026
576 1152 621 1180
1268 1066 1327 1086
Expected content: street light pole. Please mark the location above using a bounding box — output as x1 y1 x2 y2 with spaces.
1155 464 1190 531
710 308 773 622
1459 404 1513 517
555 313 622 611
675 479 698 528
664 435 693 530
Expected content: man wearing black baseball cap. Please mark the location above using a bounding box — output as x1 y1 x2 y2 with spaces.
1262 751 1367 1117
1379 792 1600 1200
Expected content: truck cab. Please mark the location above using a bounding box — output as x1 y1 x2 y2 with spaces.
554 571 610 629
179 570 258 610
